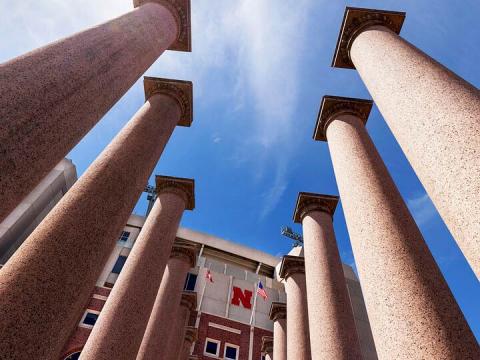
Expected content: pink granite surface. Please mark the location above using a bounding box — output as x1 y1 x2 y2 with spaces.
351 25 480 279
0 2 177 223
0 94 181 359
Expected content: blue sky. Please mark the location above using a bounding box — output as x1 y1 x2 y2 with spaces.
1 0 478 339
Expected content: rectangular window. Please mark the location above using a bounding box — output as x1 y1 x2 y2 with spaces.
112 255 127 274
184 273 197 291
118 231 130 242
224 343 239 360
204 338 220 357
80 310 100 328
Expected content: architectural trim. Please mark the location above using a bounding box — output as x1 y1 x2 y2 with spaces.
184 326 198 343
313 95 373 142
208 322 242 334
155 175 195 210
261 336 274 354
181 291 198 311
170 241 198 267
293 192 339 223
144 77 193 127
269 302 286 322
279 255 305 280
332 6 406 69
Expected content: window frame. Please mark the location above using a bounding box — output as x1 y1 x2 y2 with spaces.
111 255 128 274
203 337 221 357
224 343 240 360
79 309 100 329
118 231 130 242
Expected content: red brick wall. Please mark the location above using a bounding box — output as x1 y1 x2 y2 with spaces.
193 313 272 360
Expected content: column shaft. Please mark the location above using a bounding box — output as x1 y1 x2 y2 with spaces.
303 210 362 360
0 2 178 223
326 114 479 358
351 25 480 278
137 256 193 359
273 319 287 360
180 339 194 360
80 192 187 360
168 306 190 360
285 273 311 360
0 94 181 359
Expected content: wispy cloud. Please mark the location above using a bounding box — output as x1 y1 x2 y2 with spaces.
406 192 437 226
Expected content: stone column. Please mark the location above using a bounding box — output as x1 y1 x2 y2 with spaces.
0 0 191 224
165 291 197 360
314 95 480 359
261 336 274 360
179 326 198 360
279 256 311 360
0 77 193 360
269 302 287 360
293 193 362 360
332 7 480 278
137 242 197 359
80 176 195 360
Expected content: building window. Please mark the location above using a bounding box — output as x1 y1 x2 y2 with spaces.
118 231 130 242
80 310 100 328
204 338 220 357
63 352 81 360
184 273 197 291
112 255 127 274
224 343 239 360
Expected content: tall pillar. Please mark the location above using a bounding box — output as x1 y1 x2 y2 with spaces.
137 242 197 359
332 7 480 277
269 302 287 360
179 326 198 360
293 193 362 360
0 77 193 360
80 176 195 360
166 291 197 360
0 0 191 224
314 96 480 359
261 336 274 360
279 256 311 360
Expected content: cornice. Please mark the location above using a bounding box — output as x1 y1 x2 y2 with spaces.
184 326 198 343
180 291 197 312
279 255 305 280
170 241 197 267
332 7 405 69
293 192 339 223
144 77 193 127
261 336 274 354
269 302 286 322
155 175 195 210
133 0 191 52
313 95 373 142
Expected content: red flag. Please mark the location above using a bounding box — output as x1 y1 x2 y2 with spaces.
206 269 214 283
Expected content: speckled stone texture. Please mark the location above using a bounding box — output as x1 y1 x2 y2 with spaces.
279 256 311 360
79 177 194 360
269 302 287 360
137 243 197 359
349 25 480 279
324 113 480 359
0 2 179 224
0 93 183 359
295 194 362 360
165 291 197 360
180 326 198 360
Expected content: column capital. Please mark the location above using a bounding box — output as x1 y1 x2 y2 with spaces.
279 255 305 280
133 0 191 52
180 291 197 312
155 175 195 210
261 336 274 354
269 302 286 322
144 77 193 127
313 95 373 142
332 7 405 69
184 326 198 343
170 240 198 267
293 192 339 223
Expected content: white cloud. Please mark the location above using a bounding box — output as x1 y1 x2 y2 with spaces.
406 192 437 226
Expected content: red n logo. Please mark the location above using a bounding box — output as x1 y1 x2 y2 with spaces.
231 286 252 309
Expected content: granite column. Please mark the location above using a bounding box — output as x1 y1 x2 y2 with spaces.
269 302 287 360
314 96 479 359
80 176 195 360
0 0 191 224
261 336 274 360
0 77 193 359
167 291 197 360
294 193 362 360
137 242 197 359
279 256 311 360
333 7 480 277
